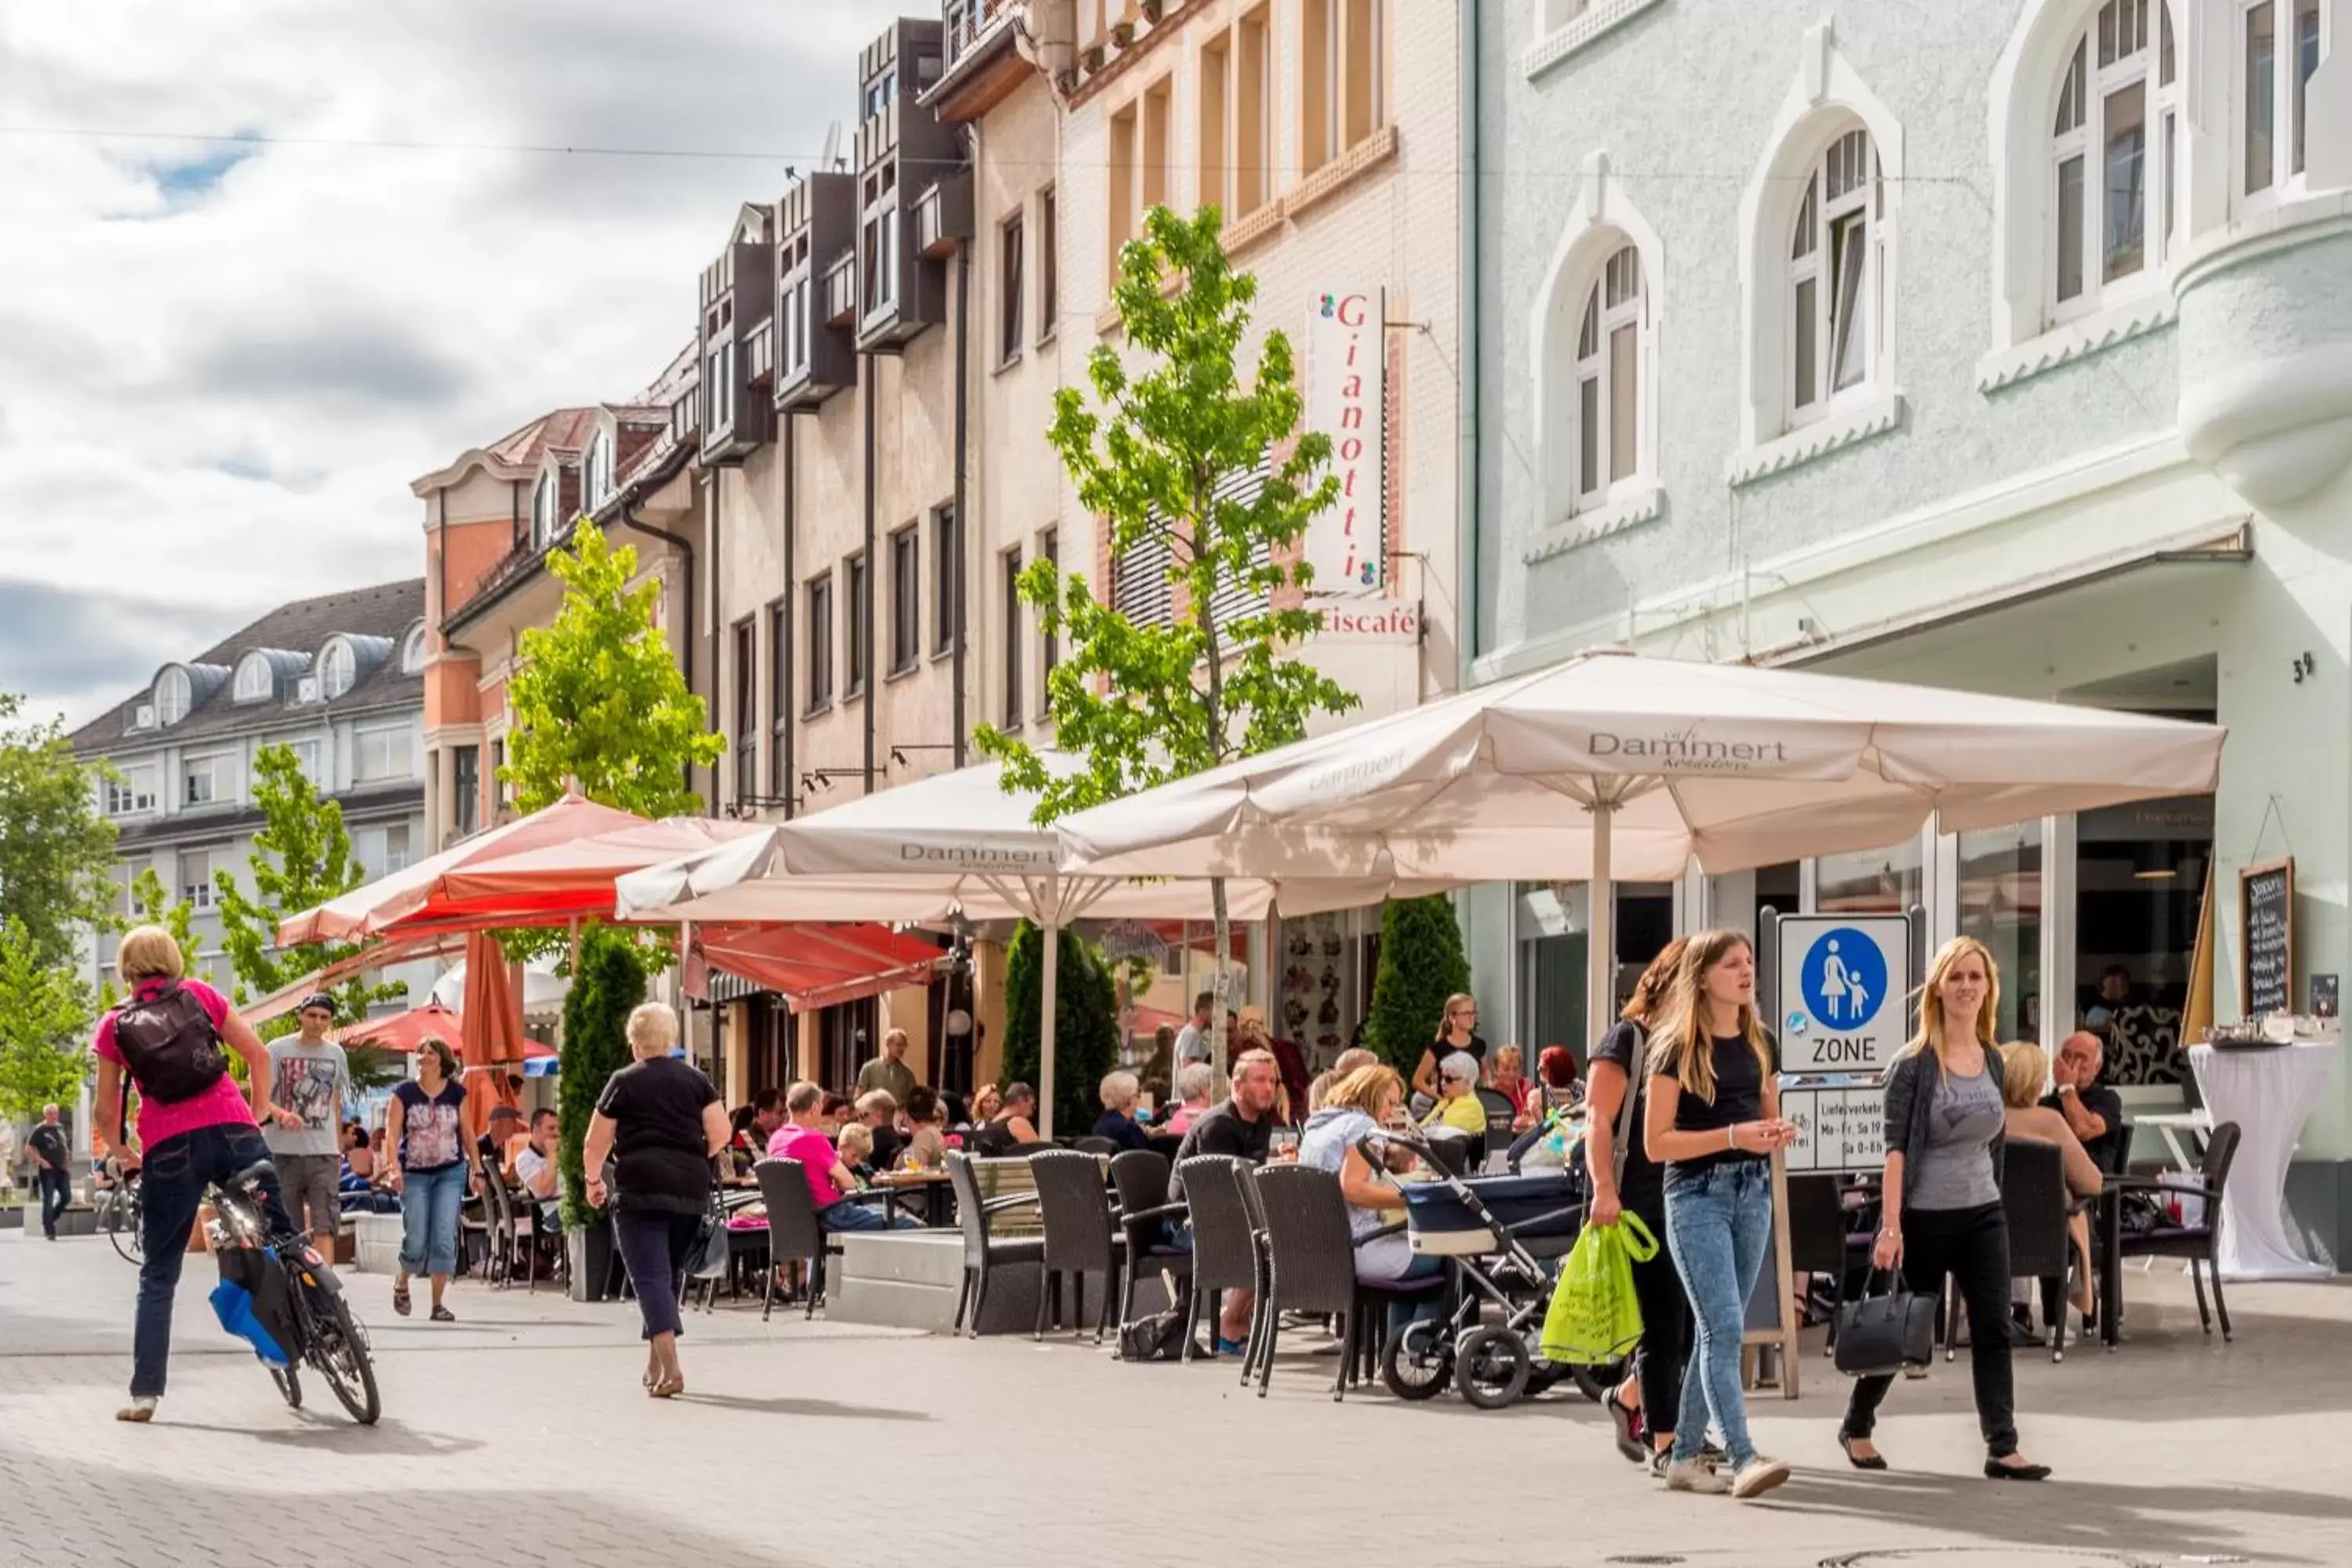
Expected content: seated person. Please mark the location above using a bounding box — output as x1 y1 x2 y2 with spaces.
855 1090 905 1171
902 1086 949 1170
1298 1062 1444 1336
2000 1040 2100 1320
818 1093 855 1137
1090 1070 1160 1153
968 1082 1046 1156
2045 1031 2129 1177
1535 1045 1581 1114
837 1122 877 1182
479 1105 524 1171
1162 1062 1215 1135
511 1108 563 1228
768 1082 917 1232
339 1122 376 1190
1421 1051 1489 1140
966 1083 1003 1131
1491 1044 1534 1125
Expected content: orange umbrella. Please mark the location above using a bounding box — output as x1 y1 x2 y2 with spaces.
334 1000 554 1062
459 931 531 1142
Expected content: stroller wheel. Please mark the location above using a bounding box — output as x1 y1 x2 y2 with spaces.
1380 1319 1453 1402
1566 1361 1621 1403
1455 1325 1532 1410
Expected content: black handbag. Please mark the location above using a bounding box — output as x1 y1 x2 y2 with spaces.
1834 1268 1936 1377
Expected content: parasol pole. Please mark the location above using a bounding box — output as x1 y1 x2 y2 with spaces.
1588 795 1615 1047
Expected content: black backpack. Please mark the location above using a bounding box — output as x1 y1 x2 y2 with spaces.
112 984 230 1104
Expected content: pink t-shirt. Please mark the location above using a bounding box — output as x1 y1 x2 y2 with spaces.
93 979 256 1149
766 1122 846 1209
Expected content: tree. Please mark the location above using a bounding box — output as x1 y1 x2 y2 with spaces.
1366 895 1472 1078
0 692 120 973
978 205 1359 1077
1001 920 1119 1139
213 745 406 1035
557 924 645 1228
0 918 93 1123
504 521 725 819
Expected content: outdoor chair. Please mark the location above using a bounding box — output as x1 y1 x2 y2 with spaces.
1071 1136 1120 1158
1031 1149 1120 1342
1475 1088 1517 1167
479 1160 517 1288
482 1159 548 1294
1108 1149 1189 1338
2115 1120 2241 1341
1785 1174 1866 1356
1171 1155 1258 1364
1250 1162 1442 1402
945 1152 1044 1338
754 1158 843 1323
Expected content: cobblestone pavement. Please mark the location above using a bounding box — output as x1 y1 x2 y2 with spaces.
5 1230 2350 1568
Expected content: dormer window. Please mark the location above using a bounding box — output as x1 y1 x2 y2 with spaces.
232 653 274 702
532 470 559 550
154 666 192 725
583 431 613 512
401 625 426 676
319 640 356 700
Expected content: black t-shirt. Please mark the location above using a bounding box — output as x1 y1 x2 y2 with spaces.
1660 1030 1778 1174
594 1058 720 1214
2043 1083 2128 1175
1167 1101 1274 1208
1421 1033 1488 1076
1589 1020 1665 1210
970 1117 1032 1157
869 1121 906 1171
27 1123 69 1175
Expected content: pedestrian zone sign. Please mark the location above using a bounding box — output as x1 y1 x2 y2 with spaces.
1774 914 1911 1072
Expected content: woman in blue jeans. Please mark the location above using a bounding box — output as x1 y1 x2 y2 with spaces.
1643 929 1798 1501
386 1038 481 1323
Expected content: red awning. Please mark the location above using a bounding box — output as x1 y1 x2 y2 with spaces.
691 923 944 1014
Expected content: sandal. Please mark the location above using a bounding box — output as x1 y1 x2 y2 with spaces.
648 1376 685 1399
430 1305 456 1323
1839 1432 1888 1471
1606 1391 1646 1465
392 1282 412 1318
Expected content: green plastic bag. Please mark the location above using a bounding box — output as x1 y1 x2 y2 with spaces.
1539 1211 1658 1364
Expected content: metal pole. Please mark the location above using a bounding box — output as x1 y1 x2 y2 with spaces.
1040 918 1060 1141
1587 797 1614 1047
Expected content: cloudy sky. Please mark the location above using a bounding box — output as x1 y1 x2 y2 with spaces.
0 0 910 726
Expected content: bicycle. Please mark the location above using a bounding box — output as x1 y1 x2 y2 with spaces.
98 1163 143 1265
207 1158 381 1425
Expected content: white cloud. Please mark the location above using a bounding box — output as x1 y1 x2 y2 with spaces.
0 0 912 724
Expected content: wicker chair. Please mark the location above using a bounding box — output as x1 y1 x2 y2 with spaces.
1250 1162 1440 1401
1071 1136 1120 1158
1108 1150 1189 1338
1172 1155 1258 1363
1031 1149 1120 1342
753 1158 841 1323
2116 1120 2241 1341
945 1151 1044 1338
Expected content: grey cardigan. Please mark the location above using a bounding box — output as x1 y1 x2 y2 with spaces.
1881 1044 2007 1211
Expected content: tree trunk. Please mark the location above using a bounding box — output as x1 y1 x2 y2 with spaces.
1210 873 1231 1089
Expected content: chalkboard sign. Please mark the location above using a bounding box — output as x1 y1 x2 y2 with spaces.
2240 858 2296 1018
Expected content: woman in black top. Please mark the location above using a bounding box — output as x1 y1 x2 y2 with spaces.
1583 937 1691 1474
582 1002 727 1398
1410 992 1487 1102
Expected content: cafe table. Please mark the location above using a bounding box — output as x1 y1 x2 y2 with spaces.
2189 1036 2341 1280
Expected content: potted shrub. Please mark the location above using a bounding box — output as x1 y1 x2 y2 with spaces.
558 926 646 1301
1366 895 1472 1080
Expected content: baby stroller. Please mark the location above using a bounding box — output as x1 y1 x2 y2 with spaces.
1374 1122 1598 1409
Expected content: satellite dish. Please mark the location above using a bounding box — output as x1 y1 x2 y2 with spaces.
819 118 843 172
946 1007 972 1038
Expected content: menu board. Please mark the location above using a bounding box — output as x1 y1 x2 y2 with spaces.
1779 1077 1886 1174
2240 858 2296 1018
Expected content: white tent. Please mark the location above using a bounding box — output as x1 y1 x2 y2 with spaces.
1059 652 2228 1039
615 756 1407 1134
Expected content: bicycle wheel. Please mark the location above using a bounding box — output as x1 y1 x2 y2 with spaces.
270 1363 303 1409
105 1189 143 1265
1455 1324 1533 1410
1379 1317 1453 1402
311 1294 381 1425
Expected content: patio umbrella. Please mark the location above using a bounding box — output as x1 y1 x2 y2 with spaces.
336 1002 555 1062
1059 650 2227 1040
459 931 531 1145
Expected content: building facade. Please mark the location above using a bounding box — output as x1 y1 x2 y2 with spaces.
69 579 434 1007
1469 0 2352 1258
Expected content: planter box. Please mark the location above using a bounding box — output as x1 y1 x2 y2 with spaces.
351 1213 405 1276
568 1218 616 1302
0 1206 20 1230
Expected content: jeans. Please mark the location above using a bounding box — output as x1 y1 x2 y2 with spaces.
1622 1192 1693 1442
132 1123 292 1397
818 1197 920 1232
1843 1201 2019 1457
1662 1158 1773 1468
614 1209 703 1341
397 1163 466 1278
37 1167 71 1238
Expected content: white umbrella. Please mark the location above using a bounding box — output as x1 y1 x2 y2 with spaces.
1060 651 2227 1040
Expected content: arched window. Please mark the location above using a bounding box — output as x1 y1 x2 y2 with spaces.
401 626 426 676
318 640 356 699
154 667 191 725
2049 0 2179 319
1570 245 1645 509
232 653 273 702
1788 125 1881 420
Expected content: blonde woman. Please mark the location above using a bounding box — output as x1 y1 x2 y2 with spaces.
1410 993 1486 1102
1998 1040 2100 1321
1090 1069 1156 1153
1298 1063 1445 1336
93 925 299 1422
1840 937 2049 1482
1642 930 1795 1501
582 1003 727 1398
386 1036 479 1323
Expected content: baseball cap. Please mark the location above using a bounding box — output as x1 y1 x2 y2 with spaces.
297 993 336 1018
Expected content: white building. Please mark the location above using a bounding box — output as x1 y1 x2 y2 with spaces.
1469 2 2352 1260
70 579 434 1008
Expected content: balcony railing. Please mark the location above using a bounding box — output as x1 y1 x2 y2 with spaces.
944 0 1015 68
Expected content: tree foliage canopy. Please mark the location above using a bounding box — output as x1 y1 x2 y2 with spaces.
1000 921 1120 1138
0 693 120 973
1367 896 1472 1077
0 918 93 1122
557 924 647 1227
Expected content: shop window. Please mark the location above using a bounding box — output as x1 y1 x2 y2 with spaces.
1960 821 2044 1043
1817 837 1924 916
2073 794 2210 1086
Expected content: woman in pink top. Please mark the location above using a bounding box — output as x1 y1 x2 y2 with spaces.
94 925 299 1424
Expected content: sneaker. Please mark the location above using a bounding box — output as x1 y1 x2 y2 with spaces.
115 1396 158 1424
1664 1458 1732 1494
1731 1456 1793 1500
1606 1390 1646 1465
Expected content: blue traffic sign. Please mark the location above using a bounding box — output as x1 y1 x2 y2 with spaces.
1797 927 1889 1032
